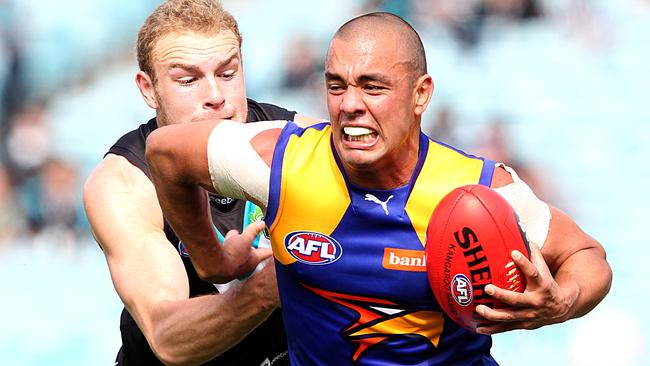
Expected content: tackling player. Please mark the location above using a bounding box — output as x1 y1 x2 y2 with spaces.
83 0 319 365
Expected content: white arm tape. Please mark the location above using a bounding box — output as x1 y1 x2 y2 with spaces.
206 120 288 207
493 163 551 248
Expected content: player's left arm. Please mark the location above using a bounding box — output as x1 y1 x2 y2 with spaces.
476 166 612 334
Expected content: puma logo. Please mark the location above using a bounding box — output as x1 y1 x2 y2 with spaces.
364 193 394 215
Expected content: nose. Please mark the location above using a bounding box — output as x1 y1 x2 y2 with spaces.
339 86 365 117
203 78 225 110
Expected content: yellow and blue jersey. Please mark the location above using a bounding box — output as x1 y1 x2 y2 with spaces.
266 122 498 365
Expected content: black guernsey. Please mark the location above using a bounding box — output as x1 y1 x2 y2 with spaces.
106 99 295 366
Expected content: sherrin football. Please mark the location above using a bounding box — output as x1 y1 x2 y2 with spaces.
425 184 531 332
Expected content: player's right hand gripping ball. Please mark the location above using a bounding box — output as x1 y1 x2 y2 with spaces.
425 184 531 332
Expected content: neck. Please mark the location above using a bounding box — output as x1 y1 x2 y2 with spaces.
345 134 421 190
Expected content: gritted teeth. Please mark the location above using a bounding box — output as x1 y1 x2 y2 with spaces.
344 126 374 136
343 126 378 143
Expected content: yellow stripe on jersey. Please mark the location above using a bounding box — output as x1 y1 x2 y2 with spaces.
271 125 351 265
406 141 486 246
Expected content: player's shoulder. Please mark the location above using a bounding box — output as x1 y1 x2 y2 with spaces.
109 119 155 157
85 154 152 198
247 98 296 122
246 98 326 128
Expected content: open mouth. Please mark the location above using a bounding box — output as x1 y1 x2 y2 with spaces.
343 126 378 143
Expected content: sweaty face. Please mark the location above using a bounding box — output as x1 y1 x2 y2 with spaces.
325 35 422 188
149 30 247 126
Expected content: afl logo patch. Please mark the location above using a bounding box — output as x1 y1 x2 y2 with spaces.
284 231 342 265
452 274 473 306
178 241 190 257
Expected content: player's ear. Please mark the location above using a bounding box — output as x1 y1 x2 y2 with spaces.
413 74 433 117
136 70 159 109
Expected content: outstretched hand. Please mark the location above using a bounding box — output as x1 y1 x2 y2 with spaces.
474 242 579 334
211 221 273 283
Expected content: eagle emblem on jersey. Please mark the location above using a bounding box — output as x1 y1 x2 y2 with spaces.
303 284 444 363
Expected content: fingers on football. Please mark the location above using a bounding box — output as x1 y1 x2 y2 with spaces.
484 284 528 307
527 241 545 266
512 248 542 286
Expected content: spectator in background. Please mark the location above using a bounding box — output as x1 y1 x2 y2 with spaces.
1 0 29 167
473 118 560 206
22 158 81 235
426 105 462 147
1 36 27 126
482 0 543 20
362 0 412 20
0 165 25 243
4 102 51 185
281 35 320 89
0 99 85 245
413 0 543 49
0 100 87 244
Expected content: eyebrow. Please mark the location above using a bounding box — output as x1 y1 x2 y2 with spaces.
168 63 200 73
358 74 390 85
325 71 390 85
325 71 343 82
168 52 240 73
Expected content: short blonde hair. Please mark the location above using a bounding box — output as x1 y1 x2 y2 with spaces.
136 0 242 81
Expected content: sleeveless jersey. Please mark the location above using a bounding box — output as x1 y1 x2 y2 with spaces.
265 122 498 366
107 99 294 366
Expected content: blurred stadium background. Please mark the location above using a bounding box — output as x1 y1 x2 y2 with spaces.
0 0 647 364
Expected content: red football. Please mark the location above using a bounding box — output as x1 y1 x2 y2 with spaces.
425 184 530 332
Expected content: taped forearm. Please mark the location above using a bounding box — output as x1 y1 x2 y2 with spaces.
207 120 287 207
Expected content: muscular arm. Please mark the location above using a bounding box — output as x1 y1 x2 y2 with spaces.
83 154 278 366
540 206 610 319
476 166 612 333
145 120 283 283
